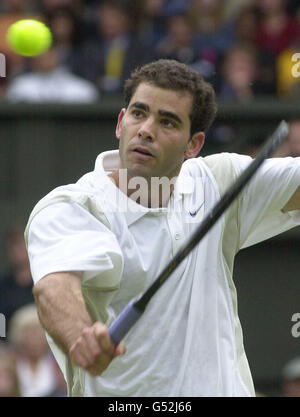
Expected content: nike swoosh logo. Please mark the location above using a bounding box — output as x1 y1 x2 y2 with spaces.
189 201 204 217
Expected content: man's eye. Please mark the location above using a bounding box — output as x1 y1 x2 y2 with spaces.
161 119 175 128
132 110 144 118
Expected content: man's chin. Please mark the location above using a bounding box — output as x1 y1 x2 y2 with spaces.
124 167 153 181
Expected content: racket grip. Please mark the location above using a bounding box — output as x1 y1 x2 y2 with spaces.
108 300 142 346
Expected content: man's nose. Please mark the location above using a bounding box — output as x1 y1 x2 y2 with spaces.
138 117 156 141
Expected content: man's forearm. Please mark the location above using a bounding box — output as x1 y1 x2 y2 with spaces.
33 271 92 354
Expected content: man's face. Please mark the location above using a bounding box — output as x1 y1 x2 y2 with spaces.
116 82 203 181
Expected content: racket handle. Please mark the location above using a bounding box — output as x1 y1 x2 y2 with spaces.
108 300 142 346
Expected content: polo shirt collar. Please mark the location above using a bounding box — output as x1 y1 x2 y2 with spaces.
94 150 195 226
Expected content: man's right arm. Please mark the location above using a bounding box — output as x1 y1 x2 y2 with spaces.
33 271 126 376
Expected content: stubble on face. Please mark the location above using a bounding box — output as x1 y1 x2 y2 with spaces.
119 83 193 176
110 83 195 207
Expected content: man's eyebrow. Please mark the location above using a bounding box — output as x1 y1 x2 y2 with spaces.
129 102 150 112
158 110 182 125
129 102 183 125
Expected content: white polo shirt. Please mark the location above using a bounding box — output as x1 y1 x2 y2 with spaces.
25 150 300 397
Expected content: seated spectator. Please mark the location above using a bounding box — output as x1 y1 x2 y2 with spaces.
280 356 300 397
218 43 259 101
232 3 277 95
6 47 100 103
0 343 21 397
213 42 262 151
188 0 235 56
8 304 67 397
71 0 151 94
45 6 84 69
154 13 198 65
234 5 260 45
0 223 34 336
136 0 167 49
155 12 220 87
255 0 300 56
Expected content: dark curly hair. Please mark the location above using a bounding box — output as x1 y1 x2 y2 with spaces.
124 59 217 136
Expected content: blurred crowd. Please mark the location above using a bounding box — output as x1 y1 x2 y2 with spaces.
1 0 300 397
0 223 67 397
0 0 299 102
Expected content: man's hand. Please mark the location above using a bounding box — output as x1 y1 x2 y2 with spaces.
33 272 126 376
69 322 126 376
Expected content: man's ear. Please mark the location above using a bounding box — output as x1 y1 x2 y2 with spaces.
116 108 126 139
184 132 205 159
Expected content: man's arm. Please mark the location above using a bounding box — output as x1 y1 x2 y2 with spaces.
282 185 300 213
33 271 125 376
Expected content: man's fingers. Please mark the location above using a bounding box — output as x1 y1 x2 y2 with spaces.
69 322 126 376
93 322 115 355
69 340 92 369
114 341 126 357
81 327 103 363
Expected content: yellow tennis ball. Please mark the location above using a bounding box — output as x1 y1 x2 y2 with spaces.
6 19 52 57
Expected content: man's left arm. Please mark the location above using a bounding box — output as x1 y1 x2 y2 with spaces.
228 154 300 249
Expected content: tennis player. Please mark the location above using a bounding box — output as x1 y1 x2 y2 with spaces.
25 59 300 397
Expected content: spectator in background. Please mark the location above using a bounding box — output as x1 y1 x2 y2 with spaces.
186 0 237 89
234 5 259 45
213 42 261 152
0 224 34 336
0 343 21 397
255 0 300 56
154 13 198 65
45 6 84 69
71 0 151 94
188 0 235 56
218 43 258 101
9 304 67 397
136 0 167 50
155 11 219 87
281 356 300 397
6 47 100 103
234 5 278 96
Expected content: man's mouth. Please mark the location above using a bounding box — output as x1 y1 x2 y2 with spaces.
132 146 154 157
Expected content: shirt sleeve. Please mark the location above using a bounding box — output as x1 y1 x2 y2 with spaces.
27 202 123 287
228 154 300 249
